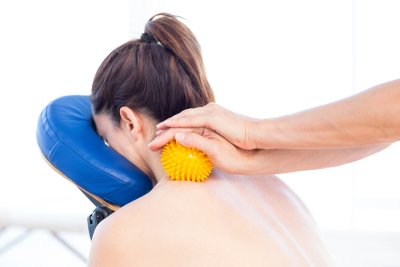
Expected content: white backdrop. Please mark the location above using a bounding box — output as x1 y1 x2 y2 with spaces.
0 0 399 242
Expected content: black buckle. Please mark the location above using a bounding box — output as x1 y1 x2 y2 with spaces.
87 206 114 240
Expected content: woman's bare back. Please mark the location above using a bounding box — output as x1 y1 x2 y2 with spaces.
89 172 333 266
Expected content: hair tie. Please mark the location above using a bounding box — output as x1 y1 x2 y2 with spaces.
140 32 157 43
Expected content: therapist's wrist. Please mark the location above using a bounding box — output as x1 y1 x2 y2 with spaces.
243 118 259 150
237 148 277 175
251 118 279 149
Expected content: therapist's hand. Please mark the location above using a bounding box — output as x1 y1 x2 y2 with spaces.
149 127 255 174
153 102 258 151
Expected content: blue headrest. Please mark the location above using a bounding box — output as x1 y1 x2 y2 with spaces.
36 95 153 207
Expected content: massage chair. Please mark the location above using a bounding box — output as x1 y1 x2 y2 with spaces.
36 95 154 239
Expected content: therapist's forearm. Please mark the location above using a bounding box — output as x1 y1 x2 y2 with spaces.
252 79 400 149
245 144 390 175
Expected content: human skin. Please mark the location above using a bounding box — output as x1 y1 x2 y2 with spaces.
253 79 400 149
88 109 334 266
148 123 389 175
89 172 334 267
154 79 400 149
148 79 399 174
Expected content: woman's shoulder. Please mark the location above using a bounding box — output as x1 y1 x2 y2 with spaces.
93 189 160 234
88 194 159 266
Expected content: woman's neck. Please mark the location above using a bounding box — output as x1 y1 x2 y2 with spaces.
145 150 170 184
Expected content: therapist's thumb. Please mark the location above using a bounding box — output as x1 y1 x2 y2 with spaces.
175 132 213 155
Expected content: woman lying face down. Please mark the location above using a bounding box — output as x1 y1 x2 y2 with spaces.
89 13 334 267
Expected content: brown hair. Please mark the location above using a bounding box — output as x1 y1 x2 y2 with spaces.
91 13 215 123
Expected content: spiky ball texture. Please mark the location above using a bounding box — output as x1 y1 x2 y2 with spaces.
161 140 212 182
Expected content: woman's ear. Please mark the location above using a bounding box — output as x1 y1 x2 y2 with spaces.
119 106 142 139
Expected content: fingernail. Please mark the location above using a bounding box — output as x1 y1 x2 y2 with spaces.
175 133 186 143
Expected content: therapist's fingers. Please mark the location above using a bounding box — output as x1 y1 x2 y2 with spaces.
151 125 255 174
174 132 215 156
158 115 213 132
173 130 254 174
148 127 206 151
156 103 217 130
156 103 258 150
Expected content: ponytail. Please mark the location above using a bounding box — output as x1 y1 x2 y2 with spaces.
144 13 214 103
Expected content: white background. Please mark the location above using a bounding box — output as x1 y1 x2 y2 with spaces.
0 0 399 266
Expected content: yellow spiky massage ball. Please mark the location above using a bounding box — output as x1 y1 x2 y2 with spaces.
161 140 213 182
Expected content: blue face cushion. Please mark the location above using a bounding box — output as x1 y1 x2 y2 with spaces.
36 95 153 208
